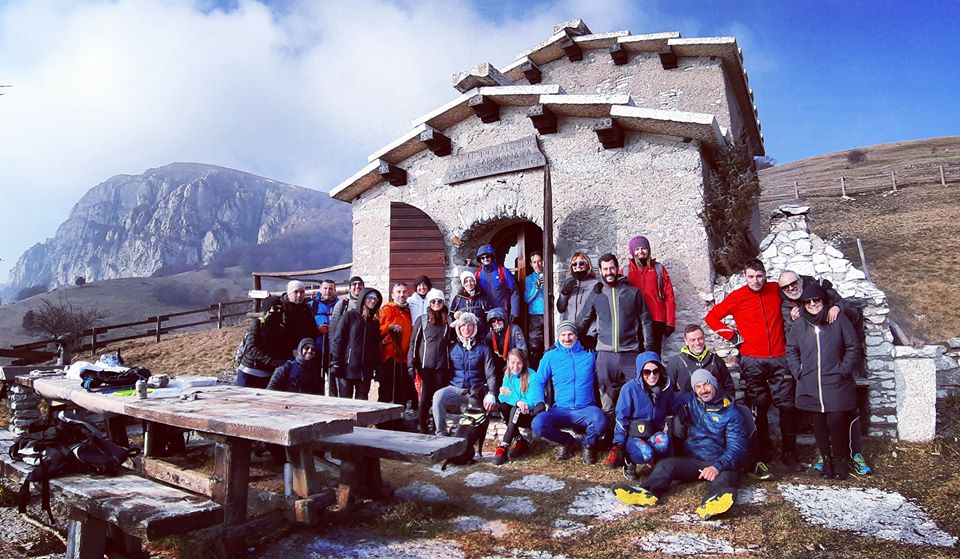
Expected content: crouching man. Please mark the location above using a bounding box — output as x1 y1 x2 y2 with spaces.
615 369 747 520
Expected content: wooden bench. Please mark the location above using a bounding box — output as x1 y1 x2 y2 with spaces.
0 430 223 559
315 427 467 509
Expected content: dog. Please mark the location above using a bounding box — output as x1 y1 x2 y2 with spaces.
440 385 490 469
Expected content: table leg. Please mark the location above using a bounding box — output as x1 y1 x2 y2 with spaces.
104 416 129 447
286 443 321 498
211 437 251 525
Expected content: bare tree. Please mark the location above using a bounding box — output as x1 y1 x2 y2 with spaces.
25 294 105 346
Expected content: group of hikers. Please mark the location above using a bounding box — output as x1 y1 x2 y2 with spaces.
236 236 871 520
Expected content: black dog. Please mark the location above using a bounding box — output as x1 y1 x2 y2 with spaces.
441 385 490 469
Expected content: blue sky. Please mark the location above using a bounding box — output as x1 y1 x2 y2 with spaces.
0 0 957 283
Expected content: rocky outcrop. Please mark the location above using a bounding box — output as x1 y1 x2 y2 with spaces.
9 163 350 288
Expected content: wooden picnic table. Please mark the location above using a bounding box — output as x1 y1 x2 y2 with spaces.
16 374 403 524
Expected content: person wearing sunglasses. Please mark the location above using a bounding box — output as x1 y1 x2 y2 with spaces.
786 283 862 480
557 251 599 326
408 289 455 434
236 295 290 388
609 352 675 480
331 287 383 400
267 338 323 395
329 276 366 358
474 244 520 323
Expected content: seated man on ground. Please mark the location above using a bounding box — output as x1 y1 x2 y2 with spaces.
615 369 747 521
494 348 546 465
267 338 323 395
531 321 606 465
610 352 675 480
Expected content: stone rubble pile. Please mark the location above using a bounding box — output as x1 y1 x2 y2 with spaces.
7 385 42 436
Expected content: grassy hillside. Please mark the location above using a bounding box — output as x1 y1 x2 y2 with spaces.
760 137 960 343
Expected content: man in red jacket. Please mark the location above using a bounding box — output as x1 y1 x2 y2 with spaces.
705 258 799 470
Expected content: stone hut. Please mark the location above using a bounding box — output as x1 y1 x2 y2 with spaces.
331 19 764 349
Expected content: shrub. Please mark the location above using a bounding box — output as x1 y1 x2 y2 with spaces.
847 148 867 164
700 132 761 277
74 276 86 287
25 295 105 345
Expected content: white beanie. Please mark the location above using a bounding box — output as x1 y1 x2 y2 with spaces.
287 280 305 294
459 270 474 285
426 288 445 303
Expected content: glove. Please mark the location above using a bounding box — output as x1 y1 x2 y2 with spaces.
663 325 675 338
593 281 604 294
560 277 577 296
730 332 744 348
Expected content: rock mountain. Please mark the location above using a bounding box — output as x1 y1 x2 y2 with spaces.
8 163 351 288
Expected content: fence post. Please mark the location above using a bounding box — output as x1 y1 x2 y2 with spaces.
840 176 847 197
217 303 224 329
856 238 871 281
793 181 799 199
91 327 98 355
252 274 262 314
890 171 897 192
941 165 947 187
155 315 162 343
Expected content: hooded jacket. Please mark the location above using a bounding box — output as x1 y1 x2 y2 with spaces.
498 367 544 408
267 338 323 394
485 308 527 363
575 274 653 353
786 287 861 413
379 300 412 363
534 340 597 410
281 292 317 352
449 330 497 394
239 296 290 375
331 288 382 381
674 391 747 472
474 244 520 320
665 348 735 398
705 281 786 359
624 258 676 327
408 314 454 376
613 351 675 445
329 290 360 349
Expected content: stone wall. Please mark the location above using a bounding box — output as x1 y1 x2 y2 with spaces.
709 205 897 437
351 107 714 355
936 338 960 398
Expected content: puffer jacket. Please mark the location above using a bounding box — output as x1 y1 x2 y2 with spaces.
449 288 492 338
673 391 747 472
408 315 454 376
379 301 412 363
533 340 597 410
498 367 544 408
311 295 339 350
281 293 317 352
331 288 382 381
449 340 496 394
786 313 861 413
613 352 675 445
665 348 736 398
575 275 653 353
240 315 289 372
705 281 785 359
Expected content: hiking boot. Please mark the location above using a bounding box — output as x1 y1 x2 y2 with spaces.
509 437 529 458
748 461 774 481
833 457 850 481
622 463 638 481
582 445 597 465
818 458 834 479
554 442 577 461
851 453 872 475
613 485 658 507
812 454 824 473
697 491 735 520
605 445 624 468
493 445 508 466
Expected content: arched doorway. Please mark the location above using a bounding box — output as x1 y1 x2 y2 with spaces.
489 221 544 342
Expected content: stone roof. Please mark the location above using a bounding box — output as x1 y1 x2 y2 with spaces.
330 20 762 203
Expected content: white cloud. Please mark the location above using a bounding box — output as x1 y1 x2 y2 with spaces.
0 0 651 281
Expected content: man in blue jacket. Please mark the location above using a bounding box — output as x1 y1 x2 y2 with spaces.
524 251 546 368
531 321 606 464
615 369 747 520
310 279 340 396
475 244 520 322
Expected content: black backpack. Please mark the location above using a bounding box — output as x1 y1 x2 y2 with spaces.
10 413 132 522
79 366 150 391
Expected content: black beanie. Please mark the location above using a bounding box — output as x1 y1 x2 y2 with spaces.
349 276 363 284
413 275 432 290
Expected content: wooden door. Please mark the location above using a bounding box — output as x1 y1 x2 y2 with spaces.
389 203 445 290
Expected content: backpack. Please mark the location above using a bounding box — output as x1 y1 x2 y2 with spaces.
10 415 132 522
79 366 150 391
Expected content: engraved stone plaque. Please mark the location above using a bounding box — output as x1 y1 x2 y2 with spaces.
443 136 546 184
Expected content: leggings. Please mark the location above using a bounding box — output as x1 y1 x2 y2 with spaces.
497 402 546 445
810 410 852 463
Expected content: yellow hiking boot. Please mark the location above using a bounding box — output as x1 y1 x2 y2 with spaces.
613 485 658 507
696 491 734 520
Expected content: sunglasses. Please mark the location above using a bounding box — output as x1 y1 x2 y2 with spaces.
429 299 444 305
480 255 493 260
803 297 823 305
642 367 661 376
779 280 801 291
571 261 588 269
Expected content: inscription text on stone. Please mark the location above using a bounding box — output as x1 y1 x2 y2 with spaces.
443 136 546 184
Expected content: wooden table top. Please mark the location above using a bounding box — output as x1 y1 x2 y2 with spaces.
25 376 403 446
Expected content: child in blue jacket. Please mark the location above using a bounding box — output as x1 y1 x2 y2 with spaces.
494 348 545 465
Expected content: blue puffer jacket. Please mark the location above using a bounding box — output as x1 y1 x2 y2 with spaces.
613 352 675 445
674 391 747 472
449 341 497 394
534 340 596 410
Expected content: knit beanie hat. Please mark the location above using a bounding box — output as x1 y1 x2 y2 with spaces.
460 270 474 285
629 235 651 254
690 368 718 391
349 276 364 285
286 280 305 294
426 288 445 303
413 275 432 290
556 320 577 336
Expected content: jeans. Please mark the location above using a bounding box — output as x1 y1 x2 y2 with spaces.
432 386 469 436
336 378 371 400
236 370 270 389
532 405 606 448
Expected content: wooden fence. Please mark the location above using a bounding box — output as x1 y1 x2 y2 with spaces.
761 161 959 204
0 299 250 365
